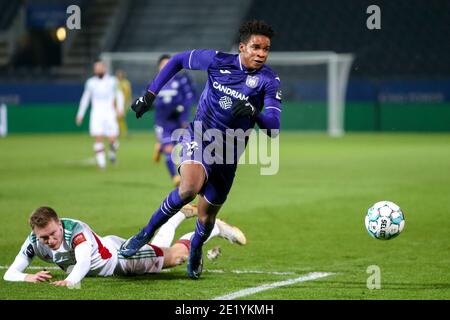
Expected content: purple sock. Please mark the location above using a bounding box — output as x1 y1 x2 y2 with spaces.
164 152 177 177
190 219 215 251
143 188 187 234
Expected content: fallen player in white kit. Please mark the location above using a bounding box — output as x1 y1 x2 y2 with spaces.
3 205 246 287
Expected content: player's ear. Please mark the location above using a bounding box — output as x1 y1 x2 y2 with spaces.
239 42 246 53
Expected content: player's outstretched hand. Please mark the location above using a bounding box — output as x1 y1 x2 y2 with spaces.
131 91 156 119
24 270 52 283
231 100 259 118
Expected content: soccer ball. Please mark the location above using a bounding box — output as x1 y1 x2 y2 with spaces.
365 201 405 240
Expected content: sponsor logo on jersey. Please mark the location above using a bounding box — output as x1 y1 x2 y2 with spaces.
54 251 75 264
245 75 259 88
220 69 231 74
219 96 233 110
213 82 248 101
56 257 71 263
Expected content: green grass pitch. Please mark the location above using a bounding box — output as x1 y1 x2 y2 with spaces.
0 132 449 299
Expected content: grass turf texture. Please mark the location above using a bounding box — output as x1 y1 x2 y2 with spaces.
0 132 449 300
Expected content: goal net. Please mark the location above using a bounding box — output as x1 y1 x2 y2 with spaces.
101 51 353 136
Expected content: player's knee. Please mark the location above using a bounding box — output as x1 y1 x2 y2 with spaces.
162 144 174 154
93 142 104 152
178 188 197 203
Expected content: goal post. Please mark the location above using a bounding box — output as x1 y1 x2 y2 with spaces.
263 52 354 137
0 103 7 137
101 51 354 136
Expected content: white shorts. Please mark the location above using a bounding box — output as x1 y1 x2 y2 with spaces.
103 235 165 276
89 115 119 137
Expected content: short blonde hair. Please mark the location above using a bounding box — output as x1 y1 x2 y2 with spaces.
29 207 59 229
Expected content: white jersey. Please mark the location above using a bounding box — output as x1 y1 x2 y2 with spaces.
77 75 124 121
4 215 170 284
18 218 117 278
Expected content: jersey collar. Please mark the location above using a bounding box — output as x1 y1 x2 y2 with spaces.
237 54 259 74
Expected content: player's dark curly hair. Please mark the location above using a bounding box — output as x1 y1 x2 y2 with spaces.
239 20 275 43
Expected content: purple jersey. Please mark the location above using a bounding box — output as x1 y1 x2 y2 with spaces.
154 72 196 129
148 49 282 134
146 49 282 205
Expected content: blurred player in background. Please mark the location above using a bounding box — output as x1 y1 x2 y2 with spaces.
3 205 246 286
115 69 132 137
152 54 197 187
76 60 124 169
121 20 281 279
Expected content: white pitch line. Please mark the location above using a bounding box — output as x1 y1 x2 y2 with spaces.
0 266 60 270
64 157 97 166
0 266 296 276
212 272 335 300
206 269 296 275
160 268 296 275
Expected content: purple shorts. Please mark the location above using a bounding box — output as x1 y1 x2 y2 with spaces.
155 124 178 147
177 127 237 206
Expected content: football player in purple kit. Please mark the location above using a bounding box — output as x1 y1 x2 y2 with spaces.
120 20 281 279
152 54 196 187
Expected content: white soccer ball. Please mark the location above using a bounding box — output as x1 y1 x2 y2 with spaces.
365 201 405 240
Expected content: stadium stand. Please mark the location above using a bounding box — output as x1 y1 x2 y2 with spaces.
0 0 20 30
57 0 123 79
241 0 450 78
114 0 252 52
1 0 448 79
0 0 21 67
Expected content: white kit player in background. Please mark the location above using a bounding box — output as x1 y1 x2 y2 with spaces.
76 60 124 169
3 206 246 287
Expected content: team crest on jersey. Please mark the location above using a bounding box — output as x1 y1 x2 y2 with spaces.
72 232 87 247
245 75 259 88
